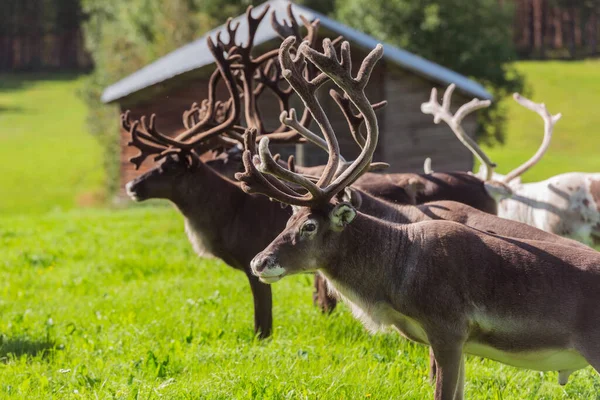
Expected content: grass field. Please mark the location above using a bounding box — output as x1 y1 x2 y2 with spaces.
0 73 104 215
482 60 600 182
0 62 599 398
1 208 599 399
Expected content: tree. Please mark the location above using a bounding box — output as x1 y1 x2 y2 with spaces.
335 0 526 144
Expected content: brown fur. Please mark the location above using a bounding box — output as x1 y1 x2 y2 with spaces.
251 204 600 399
215 148 498 313
126 154 294 338
298 165 497 215
353 189 589 249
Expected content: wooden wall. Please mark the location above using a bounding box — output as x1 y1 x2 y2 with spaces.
381 68 476 173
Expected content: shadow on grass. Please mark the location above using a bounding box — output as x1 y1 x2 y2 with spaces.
0 105 25 113
0 336 56 361
0 72 84 93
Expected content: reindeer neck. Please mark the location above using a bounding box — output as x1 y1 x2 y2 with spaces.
357 192 422 224
172 161 245 227
320 214 418 307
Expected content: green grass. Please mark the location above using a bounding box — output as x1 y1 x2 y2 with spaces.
0 208 598 399
0 63 599 398
481 59 600 182
0 73 104 215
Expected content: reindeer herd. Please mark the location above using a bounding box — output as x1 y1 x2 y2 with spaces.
122 5 600 399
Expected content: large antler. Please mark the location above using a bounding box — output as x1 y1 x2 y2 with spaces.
502 94 562 183
421 84 496 181
122 110 232 170
123 37 246 168
236 39 384 207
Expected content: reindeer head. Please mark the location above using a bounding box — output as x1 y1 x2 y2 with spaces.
251 202 357 282
235 37 384 282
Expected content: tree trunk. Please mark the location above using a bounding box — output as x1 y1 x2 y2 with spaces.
565 9 576 58
574 7 582 48
532 0 545 57
553 7 563 49
589 9 598 55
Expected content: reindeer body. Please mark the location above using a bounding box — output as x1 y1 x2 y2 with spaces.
353 190 589 249
252 207 600 399
239 37 600 398
126 157 293 338
300 163 497 214
495 172 600 245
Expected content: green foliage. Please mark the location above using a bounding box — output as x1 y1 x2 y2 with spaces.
0 207 598 398
0 73 104 215
335 0 526 144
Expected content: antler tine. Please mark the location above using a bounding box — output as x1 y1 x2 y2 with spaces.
330 89 387 148
253 58 297 134
236 149 313 204
257 37 345 145
502 93 562 183
301 40 384 194
421 84 496 181
271 3 302 42
424 157 434 174
159 38 244 150
244 5 270 54
123 117 167 170
280 37 339 187
236 129 309 201
182 102 201 129
216 17 241 53
257 137 323 198
278 109 346 162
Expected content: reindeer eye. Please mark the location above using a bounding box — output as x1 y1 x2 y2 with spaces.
301 221 317 235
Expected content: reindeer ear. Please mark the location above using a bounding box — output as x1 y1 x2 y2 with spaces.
339 187 363 209
330 202 357 231
484 181 513 201
404 178 425 205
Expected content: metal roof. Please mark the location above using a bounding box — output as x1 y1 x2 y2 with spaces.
101 0 492 103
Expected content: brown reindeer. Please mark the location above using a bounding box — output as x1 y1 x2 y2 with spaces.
423 84 600 246
237 38 600 399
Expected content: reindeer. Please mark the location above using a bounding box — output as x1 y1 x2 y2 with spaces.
422 84 600 246
237 38 600 399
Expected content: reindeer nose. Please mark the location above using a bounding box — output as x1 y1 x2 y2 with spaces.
251 254 274 275
251 255 266 275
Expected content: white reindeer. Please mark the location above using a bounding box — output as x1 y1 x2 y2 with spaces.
422 85 600 246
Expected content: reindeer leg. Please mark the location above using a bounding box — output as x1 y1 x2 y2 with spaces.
313 272 337 313
453 356 465 400
429 347 438 384
575 345 600 377
246 271 273 339
430 345 464 400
